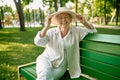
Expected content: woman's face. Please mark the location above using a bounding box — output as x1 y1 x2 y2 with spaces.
56 13 72 28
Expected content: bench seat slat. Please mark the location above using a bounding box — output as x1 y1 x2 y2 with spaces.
81 65 120 80
80 49 120 67
22 66 36 76
81 57 120 78
20 64 36 80
20 64 89 80
20 68 36 80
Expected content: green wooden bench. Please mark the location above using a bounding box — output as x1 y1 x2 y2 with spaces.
18 34 120 80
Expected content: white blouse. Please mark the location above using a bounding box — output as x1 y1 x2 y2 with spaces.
34 26 97 78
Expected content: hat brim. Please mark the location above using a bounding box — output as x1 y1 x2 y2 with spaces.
51 11 77 25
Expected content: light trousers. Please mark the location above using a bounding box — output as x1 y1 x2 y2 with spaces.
36 54 67 80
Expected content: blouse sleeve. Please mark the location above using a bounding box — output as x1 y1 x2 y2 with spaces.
34 31 50 47
76 26 97 41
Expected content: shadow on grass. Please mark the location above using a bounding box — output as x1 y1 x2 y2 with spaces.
0 27 44 80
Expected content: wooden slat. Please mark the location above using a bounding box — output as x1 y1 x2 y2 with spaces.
80 41 120 56
81 65 120 80
23 65 36 76
20 63 90 80
84 34 120 44
20 64 36 80
81 57 120 78
20 68 36 80
80 49 120 67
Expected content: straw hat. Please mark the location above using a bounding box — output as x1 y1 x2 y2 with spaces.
51 7 77 25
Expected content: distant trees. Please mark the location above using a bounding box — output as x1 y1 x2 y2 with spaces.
91 0 120 25
23 0 120 26
1 0 119 31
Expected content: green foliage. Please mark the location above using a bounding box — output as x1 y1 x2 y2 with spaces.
94 0 116 17
22 0 33 5
4 5 13 13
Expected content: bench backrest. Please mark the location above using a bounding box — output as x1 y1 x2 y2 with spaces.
19 33 120 80
80 33 120 80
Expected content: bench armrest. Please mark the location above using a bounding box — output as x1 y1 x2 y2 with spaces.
18 62 36 80
81 73 97 80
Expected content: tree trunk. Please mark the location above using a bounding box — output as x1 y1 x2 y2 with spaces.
0 7 4 29
14 0 26 31
116 0 120 25
75 0 78 26
0 7 3 29
104 0 108 24
39 8 45 27
60 0 63 7
54 0 58 11
0 19 2 29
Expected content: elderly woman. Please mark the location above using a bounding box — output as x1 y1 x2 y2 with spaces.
34 7 97 80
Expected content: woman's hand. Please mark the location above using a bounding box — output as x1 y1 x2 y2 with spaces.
40 14 54 38
45 14 54 28
76 14 87 25
76 14 94 29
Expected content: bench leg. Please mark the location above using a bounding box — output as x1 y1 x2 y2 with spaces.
18 73 25 80
18 66 25 80
18 67 20 80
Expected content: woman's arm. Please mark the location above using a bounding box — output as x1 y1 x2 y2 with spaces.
40 14 53 37
76 14 94 29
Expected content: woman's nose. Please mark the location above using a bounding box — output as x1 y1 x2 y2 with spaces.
61 17 66 21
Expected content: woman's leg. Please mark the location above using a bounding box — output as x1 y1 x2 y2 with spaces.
36 56 54 80
36 54 67 80
53 54 68 80
53 67 67 80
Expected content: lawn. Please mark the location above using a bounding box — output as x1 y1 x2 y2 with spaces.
0 26 120 80
0 27 44 80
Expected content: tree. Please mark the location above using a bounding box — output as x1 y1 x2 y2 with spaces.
116 0 120 25
14 0 33 31
0 7 3 29
14 0 26 31
104 0 107 24
53 0 58 11
93 0 117 24
0 19 2 29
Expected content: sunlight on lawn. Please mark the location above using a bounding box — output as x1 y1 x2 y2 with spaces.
0 27 44 80
0 42 34 51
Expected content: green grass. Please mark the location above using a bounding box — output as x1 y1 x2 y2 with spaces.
0 26 120 80
0 27 44 80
